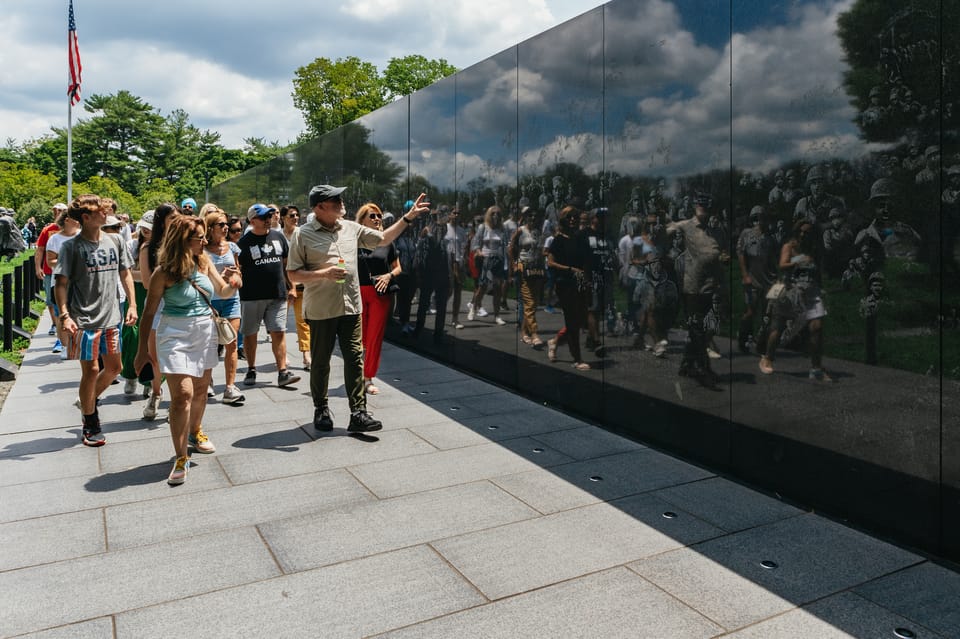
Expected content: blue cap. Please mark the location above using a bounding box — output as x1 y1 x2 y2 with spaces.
246 203 277 221
181 198 198 211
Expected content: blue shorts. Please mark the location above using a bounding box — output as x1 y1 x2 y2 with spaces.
212 296 241 320
43 274 56 311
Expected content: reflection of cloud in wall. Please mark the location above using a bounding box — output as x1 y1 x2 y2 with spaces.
602 0 865 178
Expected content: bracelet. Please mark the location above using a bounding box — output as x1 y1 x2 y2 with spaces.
401 216 412 225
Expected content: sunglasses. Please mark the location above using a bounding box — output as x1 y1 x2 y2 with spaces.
190 235 206 242
367 214 383 220
229 226 242 233
214 222 229 227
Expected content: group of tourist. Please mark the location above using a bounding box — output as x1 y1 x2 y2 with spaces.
50 188 430 485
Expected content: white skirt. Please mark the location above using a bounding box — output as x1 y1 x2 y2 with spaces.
156 314 218 377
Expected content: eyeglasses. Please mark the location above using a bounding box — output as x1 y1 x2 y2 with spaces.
286 213 300 218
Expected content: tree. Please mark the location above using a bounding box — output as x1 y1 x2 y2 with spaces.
292 54 458 139
292 57 386 138
382 55 457 101
837 0 956 146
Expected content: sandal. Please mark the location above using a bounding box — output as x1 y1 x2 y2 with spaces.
521 335 533 345
573 362 591 371
531 335 544 347
364 379 380 395
547 338 557 362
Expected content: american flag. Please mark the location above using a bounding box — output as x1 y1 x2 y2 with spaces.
68 0 82 106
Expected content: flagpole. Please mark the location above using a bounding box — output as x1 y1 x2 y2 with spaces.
67 93 73 203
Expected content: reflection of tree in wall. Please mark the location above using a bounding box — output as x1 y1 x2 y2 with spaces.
341 122 405 210
837 0 955 147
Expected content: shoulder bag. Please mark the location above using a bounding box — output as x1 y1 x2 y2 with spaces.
188 278 238 345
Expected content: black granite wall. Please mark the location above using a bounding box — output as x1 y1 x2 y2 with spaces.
211 0 959 562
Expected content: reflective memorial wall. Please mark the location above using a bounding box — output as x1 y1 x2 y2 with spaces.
211 0 959 561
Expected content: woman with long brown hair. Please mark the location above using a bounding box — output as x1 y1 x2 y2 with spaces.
135 214 242 485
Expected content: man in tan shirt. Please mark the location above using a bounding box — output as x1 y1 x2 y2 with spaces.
288 185 429 432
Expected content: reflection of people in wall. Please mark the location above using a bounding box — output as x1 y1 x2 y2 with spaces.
546 206 591 370
414 206 451 343
444 207 468 330
666 193 726 390
509 205 546 347
759 220 831 382
736 205 778 354
467 206 509 326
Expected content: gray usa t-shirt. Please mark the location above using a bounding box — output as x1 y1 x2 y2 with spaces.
54 233 132 329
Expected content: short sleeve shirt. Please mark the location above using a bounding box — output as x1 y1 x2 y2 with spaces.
236 229 289 301
287 218 383 320
36 224 60 275
54 233 132 329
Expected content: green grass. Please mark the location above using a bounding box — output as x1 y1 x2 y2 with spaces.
0 251 41 367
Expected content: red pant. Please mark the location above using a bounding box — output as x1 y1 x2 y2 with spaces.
361 285 391 379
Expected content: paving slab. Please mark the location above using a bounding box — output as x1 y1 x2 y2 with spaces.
853 562 960 639
0 454 232 523
490 448 714 513
260 481 539 572
529 424 646 460
113 546 485 639
0 445 100 486
105 468 374 549
0 509 105 572
0 526 280 637
376 567 722 639
218 428 438 484
630 513 922 631
724 591 944 638
432 493 724 600
15 617 115 639
406 418 496 450
348 441 567 499
455 407 584 441
651 476 804 533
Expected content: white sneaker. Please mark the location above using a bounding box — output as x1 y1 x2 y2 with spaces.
467 305 475 321
222 385 246 404
494 316 506 326
653 342 667 358
451 320 464 329
123 378 137 395
143 392 162 421
707 347 722 359
476 307 489 317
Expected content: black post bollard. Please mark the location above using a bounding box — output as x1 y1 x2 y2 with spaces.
2 273 12 352
13 264 24 327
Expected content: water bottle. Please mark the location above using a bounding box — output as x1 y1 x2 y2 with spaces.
336 258 345 284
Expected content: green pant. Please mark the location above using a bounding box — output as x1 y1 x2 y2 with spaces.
308 314 365 413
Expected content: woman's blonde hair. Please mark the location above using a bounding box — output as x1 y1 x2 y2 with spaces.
199 203 221 217
158 214 209 282
356 202 382 226
204 209 227 241
483 205 502 229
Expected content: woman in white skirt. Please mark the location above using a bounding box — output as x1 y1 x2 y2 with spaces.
135 214 242 484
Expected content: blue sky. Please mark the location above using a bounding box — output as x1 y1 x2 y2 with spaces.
0 0 594 148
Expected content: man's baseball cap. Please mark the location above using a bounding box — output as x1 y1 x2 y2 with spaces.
308 185 346 208
53 203 68 211
181 198 198 210
102 215 122 228
246 203 277 221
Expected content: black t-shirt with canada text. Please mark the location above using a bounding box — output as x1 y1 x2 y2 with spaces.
237 229 289 301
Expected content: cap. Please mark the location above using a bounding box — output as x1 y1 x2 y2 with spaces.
137 211 154 231
102 215 122 228
53 202 68 211
308 185 346 208
246 203 277 221
181 198 198 210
